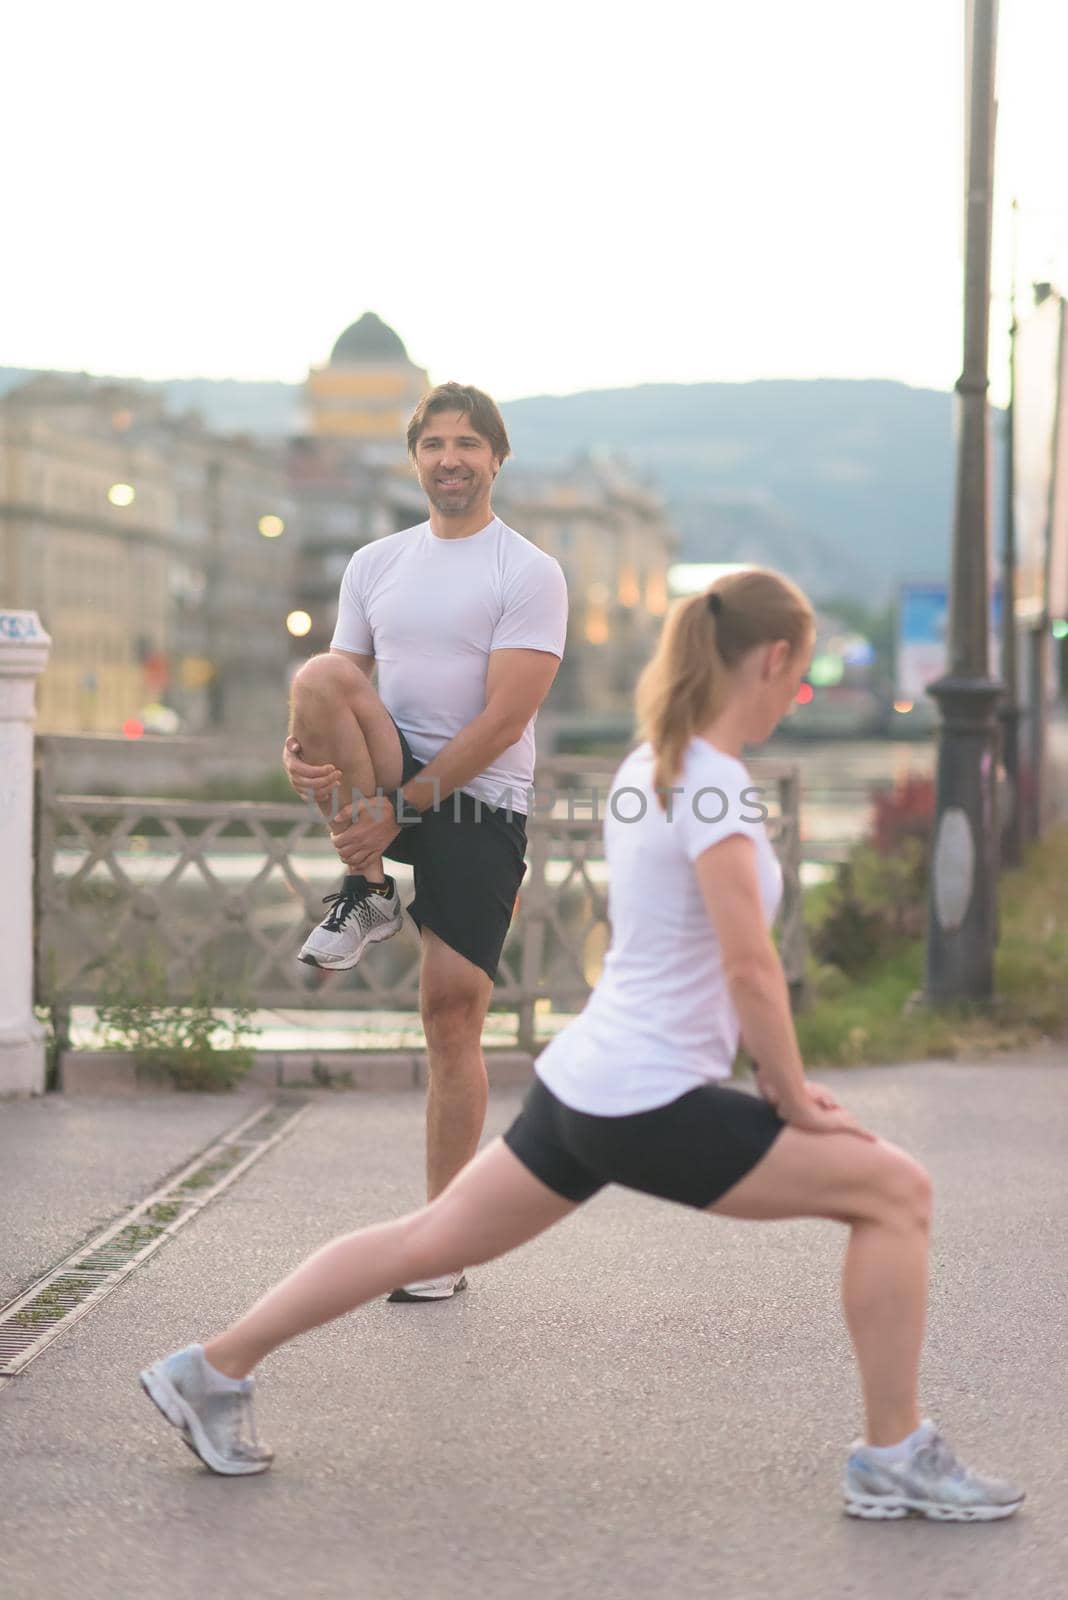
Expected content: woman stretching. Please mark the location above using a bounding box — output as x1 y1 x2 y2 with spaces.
141 568 1023 1522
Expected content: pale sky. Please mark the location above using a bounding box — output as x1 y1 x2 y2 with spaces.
4 0 1065 404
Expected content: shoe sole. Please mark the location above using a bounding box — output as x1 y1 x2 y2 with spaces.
298 916 402 971
844 1493 1024 1522
139 1366 271 1477
387 1274 468 1303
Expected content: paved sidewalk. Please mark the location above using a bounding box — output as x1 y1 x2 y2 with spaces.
1 1053 1066 1600
0 1090 272 1302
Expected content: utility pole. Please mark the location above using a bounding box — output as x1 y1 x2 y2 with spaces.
925 0 1002 1003
1022 281 1062 846
1000 198 1022 868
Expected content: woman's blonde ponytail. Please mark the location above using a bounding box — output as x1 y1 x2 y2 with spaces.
635 568 813 805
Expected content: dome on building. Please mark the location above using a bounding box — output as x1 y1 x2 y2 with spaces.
330 312 409 366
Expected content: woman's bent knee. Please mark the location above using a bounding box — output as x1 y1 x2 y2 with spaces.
872 1147 933 1232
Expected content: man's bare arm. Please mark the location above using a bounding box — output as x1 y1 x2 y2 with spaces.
399 647 560 814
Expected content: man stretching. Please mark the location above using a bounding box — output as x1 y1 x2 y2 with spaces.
284 382 568 1300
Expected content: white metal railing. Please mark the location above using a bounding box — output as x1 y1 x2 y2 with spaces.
34 738 805 1053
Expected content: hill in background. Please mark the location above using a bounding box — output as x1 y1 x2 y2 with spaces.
1 368 983 603
502 379 968 604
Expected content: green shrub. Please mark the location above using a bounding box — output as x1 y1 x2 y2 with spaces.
95 950 257 1091
797 822 1068 1065
810 858 891 976
810 834 929 979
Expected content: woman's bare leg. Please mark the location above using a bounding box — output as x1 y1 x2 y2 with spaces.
204 1140 575 1378
709 1128 932 1446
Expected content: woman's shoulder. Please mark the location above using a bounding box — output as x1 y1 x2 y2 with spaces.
680 736 752 789
610 739 752 793
612 742 654 783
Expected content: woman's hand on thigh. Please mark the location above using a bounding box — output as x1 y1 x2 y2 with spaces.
781 1081 875 1141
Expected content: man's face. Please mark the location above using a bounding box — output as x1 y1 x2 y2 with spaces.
412 410 499 516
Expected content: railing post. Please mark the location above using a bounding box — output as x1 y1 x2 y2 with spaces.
516 809 551 1055
0 611 53 1095
777 767 807 1011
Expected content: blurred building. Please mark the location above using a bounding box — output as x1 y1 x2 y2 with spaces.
0 374 294 735
304 311 428 443
4 315 680 738
290 312 429 658
498 458 675 717
288 435 424 658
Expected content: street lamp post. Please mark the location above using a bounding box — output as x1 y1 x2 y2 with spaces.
924 0 1002 1004
999 198 1023 869
1020 284 1059 847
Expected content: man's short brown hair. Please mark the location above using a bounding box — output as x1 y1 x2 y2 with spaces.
406 382 512 466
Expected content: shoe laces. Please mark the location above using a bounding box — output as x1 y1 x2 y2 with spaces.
914 1433 965 1480
320 884 372 933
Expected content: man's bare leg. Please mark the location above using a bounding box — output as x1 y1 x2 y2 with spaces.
289 654 404 881
419 927 494 1199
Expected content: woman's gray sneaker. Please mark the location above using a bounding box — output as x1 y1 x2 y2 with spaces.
844 1421 1024 1521
140 1345 273 1476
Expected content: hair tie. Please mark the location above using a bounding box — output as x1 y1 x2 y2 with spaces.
707 592 723 617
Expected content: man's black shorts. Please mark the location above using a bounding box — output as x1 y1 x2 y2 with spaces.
382 720 527 981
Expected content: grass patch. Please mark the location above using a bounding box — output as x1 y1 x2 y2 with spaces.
93 950 258 1091
993 824 1068 1032
794 824 1068 1067
13 1276 97 1327
179 1147 246 1190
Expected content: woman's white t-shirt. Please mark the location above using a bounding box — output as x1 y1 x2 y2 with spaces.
535 737 782 1115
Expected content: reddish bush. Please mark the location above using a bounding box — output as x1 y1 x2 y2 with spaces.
870 774 936 857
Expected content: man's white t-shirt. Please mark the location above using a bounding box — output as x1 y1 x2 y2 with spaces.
535 737 783 1115
330 517 568 811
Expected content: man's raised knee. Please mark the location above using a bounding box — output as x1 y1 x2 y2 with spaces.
291 652 365 708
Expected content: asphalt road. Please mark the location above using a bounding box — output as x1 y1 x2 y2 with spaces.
2 1056 1067 1600
0 1091 272 1302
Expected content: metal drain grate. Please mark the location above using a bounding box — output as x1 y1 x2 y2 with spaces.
0 1271 112 1367
0 1096 309 1383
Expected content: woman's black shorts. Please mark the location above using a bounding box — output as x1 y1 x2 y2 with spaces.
503 1075 785 1209
382 720 527 982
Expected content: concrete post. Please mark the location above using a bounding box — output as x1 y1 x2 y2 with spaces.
0 611 53 1095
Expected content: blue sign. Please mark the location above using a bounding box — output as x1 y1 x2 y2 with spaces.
0 612 45 642
897 583 1002 700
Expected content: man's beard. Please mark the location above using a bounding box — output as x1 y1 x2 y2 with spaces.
426 480 482 515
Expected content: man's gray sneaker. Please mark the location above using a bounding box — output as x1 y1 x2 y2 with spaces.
140 1344 273 1476
299 876 403 970
387 1271 468 1303
844 1420 1024 1521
